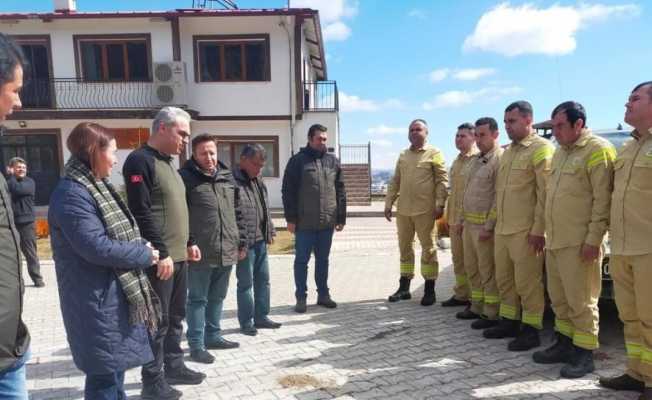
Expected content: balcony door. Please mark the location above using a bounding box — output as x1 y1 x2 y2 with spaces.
14 36 54 108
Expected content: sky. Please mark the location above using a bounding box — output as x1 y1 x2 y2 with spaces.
2 0 651 170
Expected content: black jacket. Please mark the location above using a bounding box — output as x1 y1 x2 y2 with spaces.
0 174 30 372
179 159 246 266
232 167 276 248
281 146 346 230
7 175 36 225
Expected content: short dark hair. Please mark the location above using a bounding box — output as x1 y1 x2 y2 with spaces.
67 122 115 174
191 133 216 153
475 117 498 131
551 101 587 128
505 100 533 117
0 33 26 87
8 157 26 167
457 122 474 131
632 81 652 101
240 143 267 161
308 124 327 139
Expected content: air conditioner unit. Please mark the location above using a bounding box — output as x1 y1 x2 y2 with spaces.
54 0 77 13
152 62 187 107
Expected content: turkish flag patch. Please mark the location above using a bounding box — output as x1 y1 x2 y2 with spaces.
130 175 143 184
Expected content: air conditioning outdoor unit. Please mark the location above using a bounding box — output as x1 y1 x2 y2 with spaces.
152 62 187 106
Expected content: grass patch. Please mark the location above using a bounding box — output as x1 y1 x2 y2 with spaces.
37 230 295 261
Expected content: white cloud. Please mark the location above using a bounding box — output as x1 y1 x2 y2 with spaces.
291 0 358 42
463 2 640 56
422 86 522 110
367 124 405 135
453 68 496 81
340 92 404 112
408 9 427 20
370 139 393 148
429 68 450 83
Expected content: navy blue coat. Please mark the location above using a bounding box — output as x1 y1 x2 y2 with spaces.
48 177 154 375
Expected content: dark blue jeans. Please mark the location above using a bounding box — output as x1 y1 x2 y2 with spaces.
294 228 335 300
236 240 271 328
84 371 125 400
0 348 29 400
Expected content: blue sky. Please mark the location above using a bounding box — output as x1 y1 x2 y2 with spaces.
2 0 650 169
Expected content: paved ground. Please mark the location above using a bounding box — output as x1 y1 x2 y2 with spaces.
24 217 638 399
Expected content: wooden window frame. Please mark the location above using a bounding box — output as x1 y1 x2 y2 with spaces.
12 35 56 108
73 34 153 82
214 135 279 177
193 34 271 83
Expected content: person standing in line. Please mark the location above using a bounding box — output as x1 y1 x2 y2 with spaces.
282 124 346 313
6 157 44 287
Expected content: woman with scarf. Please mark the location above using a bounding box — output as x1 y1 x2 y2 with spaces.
48 122 162 400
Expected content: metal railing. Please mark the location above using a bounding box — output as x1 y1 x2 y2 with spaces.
339 143 370 165
303 80 338 112
21 78 161 110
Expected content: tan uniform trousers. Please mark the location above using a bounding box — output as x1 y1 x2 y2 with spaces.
546 246 601 350
495 230 545 328
396 213 438 280
450 227 470 300
611 253 652 385
463 223 499 319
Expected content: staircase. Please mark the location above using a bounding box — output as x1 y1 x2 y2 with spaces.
341 164 371 206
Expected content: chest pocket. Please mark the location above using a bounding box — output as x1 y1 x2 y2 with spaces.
508 158 531 187
559 166 585 196
193 184 218 211
632 155 652 192
301 163 319 190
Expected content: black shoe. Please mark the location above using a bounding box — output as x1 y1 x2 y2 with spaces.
639 388 652 399
471 318 499 330
599 373 645 392
483 319 520 339
240 326 258 336
420 279 436 306
190 349 215 364
317 295 337 308
441 296 470 307
205 338 240 350
33 280 45 288
456 307 481 320
560 346 594 379
165 364 206 385
532 334 574 364
388 277 412 302
507 324 540 351
141 379 182 400
295 298 307 313
255 318 282 329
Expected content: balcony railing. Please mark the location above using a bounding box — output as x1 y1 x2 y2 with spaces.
21 78 161 110
303 80 338 112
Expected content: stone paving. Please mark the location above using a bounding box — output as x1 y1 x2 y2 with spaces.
23 217 639 399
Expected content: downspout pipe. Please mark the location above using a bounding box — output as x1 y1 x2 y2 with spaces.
280 16 296 156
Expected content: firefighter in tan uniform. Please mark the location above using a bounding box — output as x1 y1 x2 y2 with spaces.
532 102 615 379
455 117 503 329
442 122 478 308
385 119 448 306
600 81 652 400
483 101 554 352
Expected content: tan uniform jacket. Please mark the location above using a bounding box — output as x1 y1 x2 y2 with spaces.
461 146 503 232
386 145 448 216
545 130 616 250
446 148 479 224
610 128 652 255
494 132 554 236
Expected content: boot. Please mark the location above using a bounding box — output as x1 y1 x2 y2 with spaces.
483 318 520 339
295 298 307 313
599 373 645 392
141 379 182 400
388 277 412 302
560 346 594 378
420 280 436 306
471 318 499 330
532 334 574 364
441 296 470 307
507 324 540 351
456 307 481 320
317 295 337 308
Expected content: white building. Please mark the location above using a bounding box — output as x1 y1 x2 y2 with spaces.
0 1 339 207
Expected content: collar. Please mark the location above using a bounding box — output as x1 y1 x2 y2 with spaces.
457 146 478 160
144 144 173 162
514 131 537 148
632 127 652 142
562 129 591 151
479 144 499 161
409 144 430 153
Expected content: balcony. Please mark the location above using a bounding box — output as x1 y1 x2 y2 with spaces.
303 80 338 112
20 78 164 110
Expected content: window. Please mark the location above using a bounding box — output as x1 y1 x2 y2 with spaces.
194 35 270 82
74 35 151 81
213 136 279 177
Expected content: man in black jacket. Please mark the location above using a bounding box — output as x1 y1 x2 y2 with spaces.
179 134 247 364
234 144 280 336
282 124 346 313
7 157 44 287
